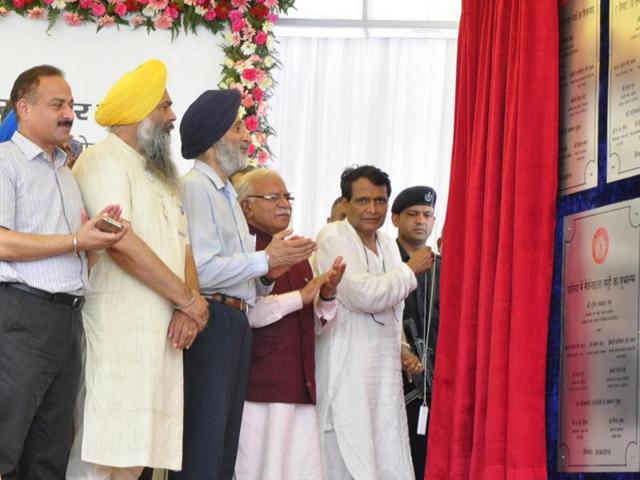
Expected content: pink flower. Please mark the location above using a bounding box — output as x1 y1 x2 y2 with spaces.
257 101 268 117
228 9 242 21
241 95 254 108
0 6 8 15
267 13 278 22
130 13 144 25
231 0 247 11
254 30 267 45
203 9 216 20
12 0 25 8
255 131 267 145
231 17 246 32
241 25 255 41
241 68 257 82
263 0 276 7
79 0 91 8
165 5 178 18
91 2 106 16
148 0 167 9
247 144 256 156
27 6 45 18
244 115 259 132
154 11 173 28
98 13 115 26
252 87 264 102
257 149 269 165
230 32 241 46
63 11 84 25
254 68 267 84
114 2 127 15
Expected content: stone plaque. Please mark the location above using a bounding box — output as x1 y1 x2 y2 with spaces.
559 0 599 195
559 200 640 472
608 0 640 182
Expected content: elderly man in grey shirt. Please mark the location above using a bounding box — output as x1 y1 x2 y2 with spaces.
171 90 317 480
0 65 126 480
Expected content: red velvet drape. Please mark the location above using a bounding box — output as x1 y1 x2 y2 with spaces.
425 1 558 479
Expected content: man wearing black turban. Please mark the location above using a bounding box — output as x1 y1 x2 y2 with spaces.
172 90 317 480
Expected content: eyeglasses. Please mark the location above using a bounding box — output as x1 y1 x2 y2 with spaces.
247 193 295 203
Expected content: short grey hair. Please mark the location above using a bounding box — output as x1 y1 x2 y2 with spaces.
235 168 282 201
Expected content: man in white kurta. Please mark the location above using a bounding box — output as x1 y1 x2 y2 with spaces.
66 60 209 479
314 165 433 480
233 169 344 480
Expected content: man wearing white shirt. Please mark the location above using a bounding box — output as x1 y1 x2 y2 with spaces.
0 65 126 479
314 165 432 480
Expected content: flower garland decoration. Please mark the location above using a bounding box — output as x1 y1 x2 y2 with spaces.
0 0 294 164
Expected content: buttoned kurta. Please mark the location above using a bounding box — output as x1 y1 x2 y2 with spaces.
314 219 417 480
72 133 188 469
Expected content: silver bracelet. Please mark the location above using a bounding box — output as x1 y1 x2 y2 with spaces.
174 290 196 310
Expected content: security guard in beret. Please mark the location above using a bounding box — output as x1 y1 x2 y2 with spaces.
391 185 440 480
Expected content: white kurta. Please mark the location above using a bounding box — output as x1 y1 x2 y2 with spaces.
72 134 188 469
235 290 336 480
314 220 417 480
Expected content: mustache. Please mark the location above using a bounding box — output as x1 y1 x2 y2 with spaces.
58 119 73 128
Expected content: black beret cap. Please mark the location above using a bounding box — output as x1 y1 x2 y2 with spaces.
391 186 437 214
180 89 241 159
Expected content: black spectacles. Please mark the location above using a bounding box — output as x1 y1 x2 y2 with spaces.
247 193 295 202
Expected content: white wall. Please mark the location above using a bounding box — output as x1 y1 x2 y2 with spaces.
0 14 225 174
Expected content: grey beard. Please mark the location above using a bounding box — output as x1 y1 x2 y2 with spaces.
138 117 178 189
216 137 248 177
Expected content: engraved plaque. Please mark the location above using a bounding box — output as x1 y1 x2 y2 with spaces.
608 0 640 182
559 0 599 195
559 200 640 472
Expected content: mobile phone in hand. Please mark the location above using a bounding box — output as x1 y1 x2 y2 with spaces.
96 216 125 233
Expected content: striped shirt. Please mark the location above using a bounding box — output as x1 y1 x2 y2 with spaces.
0 131 87 293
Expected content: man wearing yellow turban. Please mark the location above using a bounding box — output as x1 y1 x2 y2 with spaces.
66 59 209 479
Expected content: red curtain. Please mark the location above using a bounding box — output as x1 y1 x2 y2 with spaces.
425 1 558 479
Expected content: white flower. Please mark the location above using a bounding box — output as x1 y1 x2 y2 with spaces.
238 106 246 117
233 61 246 74
264 56 275 68
195 5 206 16
224 58 234 68
266 36 275 51
51 0 67 10
240 42 256 56
259 77 273 90
262 21 272 32
142 5 156 17
224 31 234 43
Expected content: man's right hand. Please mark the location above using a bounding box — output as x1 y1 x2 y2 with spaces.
264 228 317 274
406 246 434 275
77 204 128 252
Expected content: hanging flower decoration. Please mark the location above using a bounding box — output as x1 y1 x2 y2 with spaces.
0 0 295 164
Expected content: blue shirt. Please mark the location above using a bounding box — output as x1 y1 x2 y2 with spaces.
0 131 87 293
182 160 269 305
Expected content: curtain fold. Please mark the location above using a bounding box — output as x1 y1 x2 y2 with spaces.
426 1 558 479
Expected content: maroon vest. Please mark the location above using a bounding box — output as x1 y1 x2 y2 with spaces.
245 227 317 404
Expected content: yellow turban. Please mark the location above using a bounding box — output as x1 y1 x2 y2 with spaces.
95 59 167 127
